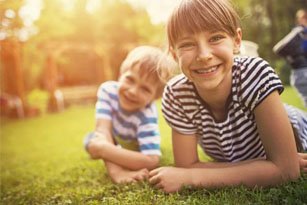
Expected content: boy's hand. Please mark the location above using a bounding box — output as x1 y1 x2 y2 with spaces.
298 153 307 172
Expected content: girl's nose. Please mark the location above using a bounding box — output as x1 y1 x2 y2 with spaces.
196 43 213 62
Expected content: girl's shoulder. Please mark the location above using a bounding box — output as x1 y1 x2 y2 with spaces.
233 56 275 77
232 56 283 110
167 74 187 86
234 56 270 68
166 74 194 90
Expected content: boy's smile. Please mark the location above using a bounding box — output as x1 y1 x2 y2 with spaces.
118 67 157 112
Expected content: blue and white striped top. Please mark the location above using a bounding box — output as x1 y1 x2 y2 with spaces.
162 57 307 162
95 81 161 156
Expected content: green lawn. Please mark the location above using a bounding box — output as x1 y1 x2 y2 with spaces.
0 87 306 204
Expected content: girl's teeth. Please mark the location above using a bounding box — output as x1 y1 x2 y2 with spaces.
195 66 217 74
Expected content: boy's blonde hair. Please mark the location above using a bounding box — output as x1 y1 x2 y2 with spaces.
167 0 241 50
120 46 176 99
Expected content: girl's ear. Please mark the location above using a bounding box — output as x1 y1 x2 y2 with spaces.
169 47 178 61
234 28 242 53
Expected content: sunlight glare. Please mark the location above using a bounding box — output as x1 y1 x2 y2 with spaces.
126 0 181 24
86 0 102 14
60 0 75 12
18 0 43 25
4 9 16 19
16 0 42 41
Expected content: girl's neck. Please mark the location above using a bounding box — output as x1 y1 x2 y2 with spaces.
196 75 232 121
201 89 231 121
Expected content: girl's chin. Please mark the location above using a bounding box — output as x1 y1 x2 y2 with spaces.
194 79 223 91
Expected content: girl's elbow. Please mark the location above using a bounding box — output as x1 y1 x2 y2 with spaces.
281 164 300 182
287 167 300 181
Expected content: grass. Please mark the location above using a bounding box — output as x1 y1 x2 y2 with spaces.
0 86 307 205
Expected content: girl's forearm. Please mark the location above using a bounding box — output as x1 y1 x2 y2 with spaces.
187 158 260 169
186 159 299 188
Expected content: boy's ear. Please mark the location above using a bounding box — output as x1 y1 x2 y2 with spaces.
234 28 242 53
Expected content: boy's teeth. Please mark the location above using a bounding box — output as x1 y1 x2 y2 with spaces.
195 66 217 74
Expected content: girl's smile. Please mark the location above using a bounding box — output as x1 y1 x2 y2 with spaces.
191 64 221 78
173 30 241 93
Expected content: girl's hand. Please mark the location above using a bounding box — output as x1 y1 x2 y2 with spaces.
298 153 307 172
149 167 189 193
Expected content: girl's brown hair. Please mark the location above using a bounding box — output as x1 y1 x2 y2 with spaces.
167 0 241 49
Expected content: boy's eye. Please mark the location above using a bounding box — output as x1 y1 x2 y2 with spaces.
141 86 152 94
125 76 134 83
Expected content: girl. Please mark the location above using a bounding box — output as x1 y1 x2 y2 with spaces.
149 0 307 193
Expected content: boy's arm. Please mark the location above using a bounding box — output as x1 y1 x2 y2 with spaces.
149 91 300 193
89 119 159 171
97 143 160 170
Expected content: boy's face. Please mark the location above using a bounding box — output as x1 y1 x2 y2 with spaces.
118 66 157 112
171 29 241 92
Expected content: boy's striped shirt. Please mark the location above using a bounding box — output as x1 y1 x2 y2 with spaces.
96 81 161 156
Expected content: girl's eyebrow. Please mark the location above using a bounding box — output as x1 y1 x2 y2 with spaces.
177 35 194 41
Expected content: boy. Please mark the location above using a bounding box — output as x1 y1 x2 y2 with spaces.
273 9 307 107
84 46 175 183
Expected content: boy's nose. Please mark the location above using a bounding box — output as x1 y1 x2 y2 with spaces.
128 86 139 96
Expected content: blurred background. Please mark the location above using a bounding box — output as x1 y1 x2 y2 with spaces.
0 0 306 118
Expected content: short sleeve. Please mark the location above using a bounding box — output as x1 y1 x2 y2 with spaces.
137 104 161 156
95 82 117 120
239 57 284 110
162 77 198 135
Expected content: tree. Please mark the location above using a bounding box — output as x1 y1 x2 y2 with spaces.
237 0 307 84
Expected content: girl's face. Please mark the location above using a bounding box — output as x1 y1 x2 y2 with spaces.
171 29 241 92
118 66 157 112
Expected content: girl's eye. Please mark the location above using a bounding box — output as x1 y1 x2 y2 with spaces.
177 42 196 50
210 35 224 42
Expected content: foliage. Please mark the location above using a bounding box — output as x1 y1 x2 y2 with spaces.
1 0 165 91
1 0 306 90
0 87 306 204
236 0 306 83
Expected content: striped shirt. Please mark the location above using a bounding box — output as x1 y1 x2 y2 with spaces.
162 57 307 162
95 81 161 156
